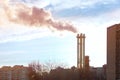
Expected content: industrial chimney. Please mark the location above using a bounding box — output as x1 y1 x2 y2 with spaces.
77 33 85 69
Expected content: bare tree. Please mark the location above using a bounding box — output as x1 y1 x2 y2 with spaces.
44 60 67 72
28 61 43 80
28 60 67 80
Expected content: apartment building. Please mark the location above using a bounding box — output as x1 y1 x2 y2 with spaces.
0 65 29 80
107 24 120 80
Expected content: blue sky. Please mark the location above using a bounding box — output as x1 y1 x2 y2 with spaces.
0 0 120 67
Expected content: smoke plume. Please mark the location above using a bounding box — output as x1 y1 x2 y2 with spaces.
1 1 77 33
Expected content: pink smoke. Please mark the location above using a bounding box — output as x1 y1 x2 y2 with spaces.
3 1 77 33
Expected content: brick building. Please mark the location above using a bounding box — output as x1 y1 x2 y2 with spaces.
107 24 120 80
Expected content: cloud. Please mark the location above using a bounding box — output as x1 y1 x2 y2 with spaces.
0 23 53 43
48 0 120 18
50 0 120 27
9 0 117 12
0 0 78 43
0 50 28 66
44 0 117 11
0 0 119 43
0 50 26 55
1 0 77 33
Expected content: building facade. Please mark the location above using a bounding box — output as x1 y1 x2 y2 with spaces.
12 65 29 80
0 66 12 80
107 24 120 80
0 65 29 80
90 67 106 80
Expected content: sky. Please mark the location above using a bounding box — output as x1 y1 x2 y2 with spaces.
0 0 120 67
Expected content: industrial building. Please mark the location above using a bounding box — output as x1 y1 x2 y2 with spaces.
107 24 120 80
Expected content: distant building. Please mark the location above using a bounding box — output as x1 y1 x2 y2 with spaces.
85 56 90 71
103 64 107 80
0 65 29 80
90 66 106 80
107 24 120 80
0 66 12 80
12 65 29 80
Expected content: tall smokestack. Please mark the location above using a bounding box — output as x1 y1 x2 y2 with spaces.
80 33 83 68
77 34 79 68
83 34 85 68
77 33 86 69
